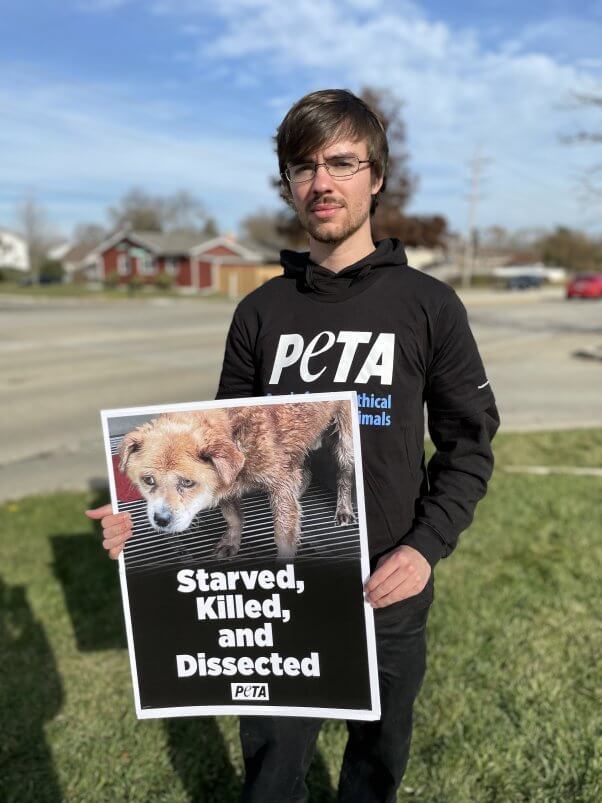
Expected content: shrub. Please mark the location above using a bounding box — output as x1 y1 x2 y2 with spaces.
154 272 173 291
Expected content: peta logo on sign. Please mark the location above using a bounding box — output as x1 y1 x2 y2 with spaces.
231 683 270 701
268 331 395 385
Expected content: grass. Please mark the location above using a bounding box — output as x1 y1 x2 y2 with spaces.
0 429 600 802
0 281 231 302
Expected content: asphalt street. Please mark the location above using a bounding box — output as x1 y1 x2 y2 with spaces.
1 286 600 501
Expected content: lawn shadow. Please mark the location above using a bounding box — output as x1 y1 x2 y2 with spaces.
0 577 64 802
307 749 338 802
164 718 243 802
50 486 126 651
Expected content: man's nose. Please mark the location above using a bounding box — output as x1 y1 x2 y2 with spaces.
310 163 335 193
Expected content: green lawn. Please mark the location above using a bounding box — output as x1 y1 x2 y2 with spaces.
1 430 600 802
0 282 230 302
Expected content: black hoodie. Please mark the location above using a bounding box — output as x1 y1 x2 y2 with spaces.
216 238 500 603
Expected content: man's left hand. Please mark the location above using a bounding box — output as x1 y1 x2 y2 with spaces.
364 545 431 608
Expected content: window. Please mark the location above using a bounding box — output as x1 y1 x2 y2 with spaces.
117 253 130 276
165 257 179 276
138 252 156 276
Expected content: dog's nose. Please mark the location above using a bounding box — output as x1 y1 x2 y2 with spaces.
154 511 172 528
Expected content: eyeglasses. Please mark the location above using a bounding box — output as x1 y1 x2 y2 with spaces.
283 155 373 184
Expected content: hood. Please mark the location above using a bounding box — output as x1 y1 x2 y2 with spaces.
279 238 408 303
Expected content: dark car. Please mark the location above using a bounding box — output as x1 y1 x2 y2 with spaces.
506 274 544 290
567 273 602 299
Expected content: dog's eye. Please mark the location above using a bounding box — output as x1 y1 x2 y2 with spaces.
142 475 155 486
178 478 196 488
198 452 212 463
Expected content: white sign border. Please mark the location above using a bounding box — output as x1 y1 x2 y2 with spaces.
100 390 380 721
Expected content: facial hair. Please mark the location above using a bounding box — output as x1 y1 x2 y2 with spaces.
297 196 372 245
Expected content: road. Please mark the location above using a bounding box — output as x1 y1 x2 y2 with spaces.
1 287 600 501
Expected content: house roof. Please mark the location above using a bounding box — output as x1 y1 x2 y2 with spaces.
128 230 209 255
96 228 279 262
62 242 99 264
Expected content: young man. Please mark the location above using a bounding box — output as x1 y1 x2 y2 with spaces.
87 89 500 802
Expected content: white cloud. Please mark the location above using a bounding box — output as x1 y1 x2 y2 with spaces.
0 68 278 234
8 0 602 233
177 0 601 230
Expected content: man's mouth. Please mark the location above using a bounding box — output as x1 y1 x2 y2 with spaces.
310 203 343 220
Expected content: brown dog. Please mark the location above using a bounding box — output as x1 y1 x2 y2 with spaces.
119 401 355 559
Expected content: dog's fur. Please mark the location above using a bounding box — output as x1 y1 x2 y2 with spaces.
119 401 355 558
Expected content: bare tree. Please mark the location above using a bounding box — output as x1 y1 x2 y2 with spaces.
240 210 290 249
73 223 107 246
108 187 216 234
562 90 602 199
16 193 52 284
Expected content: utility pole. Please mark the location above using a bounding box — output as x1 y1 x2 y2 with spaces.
463 146 491 288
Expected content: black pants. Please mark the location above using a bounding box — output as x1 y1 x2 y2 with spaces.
239 600 431 803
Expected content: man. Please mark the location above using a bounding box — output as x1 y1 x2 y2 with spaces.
87 89 500 802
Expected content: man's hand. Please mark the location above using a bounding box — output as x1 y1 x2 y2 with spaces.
364 545 431 608
85 504 133 560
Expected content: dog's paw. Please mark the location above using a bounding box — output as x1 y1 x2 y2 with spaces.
214 541 240 559
335 509 356 526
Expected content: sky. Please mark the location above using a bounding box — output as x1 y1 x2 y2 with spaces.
2 0 602 241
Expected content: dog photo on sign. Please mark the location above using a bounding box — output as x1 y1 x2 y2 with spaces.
105 396 362 569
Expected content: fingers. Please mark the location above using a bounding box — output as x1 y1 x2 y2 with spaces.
369 576 422 607
85 503 113 519
86 507 133 560
364 546 430 608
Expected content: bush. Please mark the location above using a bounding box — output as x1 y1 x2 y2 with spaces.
104 271 120 290
154 272 173 291
127 274 143 295
39 259 65 284
0 267 23 283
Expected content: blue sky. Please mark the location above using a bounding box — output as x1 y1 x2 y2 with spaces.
2 0 602 240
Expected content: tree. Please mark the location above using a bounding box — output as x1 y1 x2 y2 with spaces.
73 223 107 246
240 210 291 249
562 90 602 199
16 193 53 284
108 188 216 234
360 86 417 234
536 226 602 273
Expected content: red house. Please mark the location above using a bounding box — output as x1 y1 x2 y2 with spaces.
95 229 274 293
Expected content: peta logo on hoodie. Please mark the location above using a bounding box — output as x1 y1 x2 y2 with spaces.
268 331 395 385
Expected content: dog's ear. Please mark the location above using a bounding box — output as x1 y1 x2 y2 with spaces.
200 443 245 487
119 430 144 473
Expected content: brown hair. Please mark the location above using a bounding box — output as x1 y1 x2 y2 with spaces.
275 88 389 215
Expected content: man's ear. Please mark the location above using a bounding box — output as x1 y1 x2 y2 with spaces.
200 443 245 487
119 430 144 473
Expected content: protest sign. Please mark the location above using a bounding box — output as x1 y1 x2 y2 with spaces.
101 391 380 719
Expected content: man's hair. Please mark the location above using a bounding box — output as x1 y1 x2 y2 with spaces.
275 88 388 216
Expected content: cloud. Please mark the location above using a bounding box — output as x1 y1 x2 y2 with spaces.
7 0 602 233
0 67 277 233
171 0 602 228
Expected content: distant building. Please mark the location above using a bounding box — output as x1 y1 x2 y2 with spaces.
94 229 281 295
492 263 567 284
0 228 29 271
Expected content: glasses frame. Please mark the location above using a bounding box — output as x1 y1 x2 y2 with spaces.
282 156 373 184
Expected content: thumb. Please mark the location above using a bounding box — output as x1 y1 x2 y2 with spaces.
85 503 113 519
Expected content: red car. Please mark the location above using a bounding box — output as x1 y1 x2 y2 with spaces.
567 273 602 299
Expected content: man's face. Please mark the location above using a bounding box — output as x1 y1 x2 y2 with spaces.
287 138 383 245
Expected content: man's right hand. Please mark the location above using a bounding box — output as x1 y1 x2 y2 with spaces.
85 504 133 559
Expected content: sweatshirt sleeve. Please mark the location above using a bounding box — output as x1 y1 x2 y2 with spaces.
400 290 501 567
215 302 259 400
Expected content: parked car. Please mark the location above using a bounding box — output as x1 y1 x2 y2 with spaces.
566 273 602 299
506 274 544 290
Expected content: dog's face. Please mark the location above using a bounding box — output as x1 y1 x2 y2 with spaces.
119 411 245 533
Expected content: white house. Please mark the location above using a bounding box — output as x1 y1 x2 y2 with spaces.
0 228 29 271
